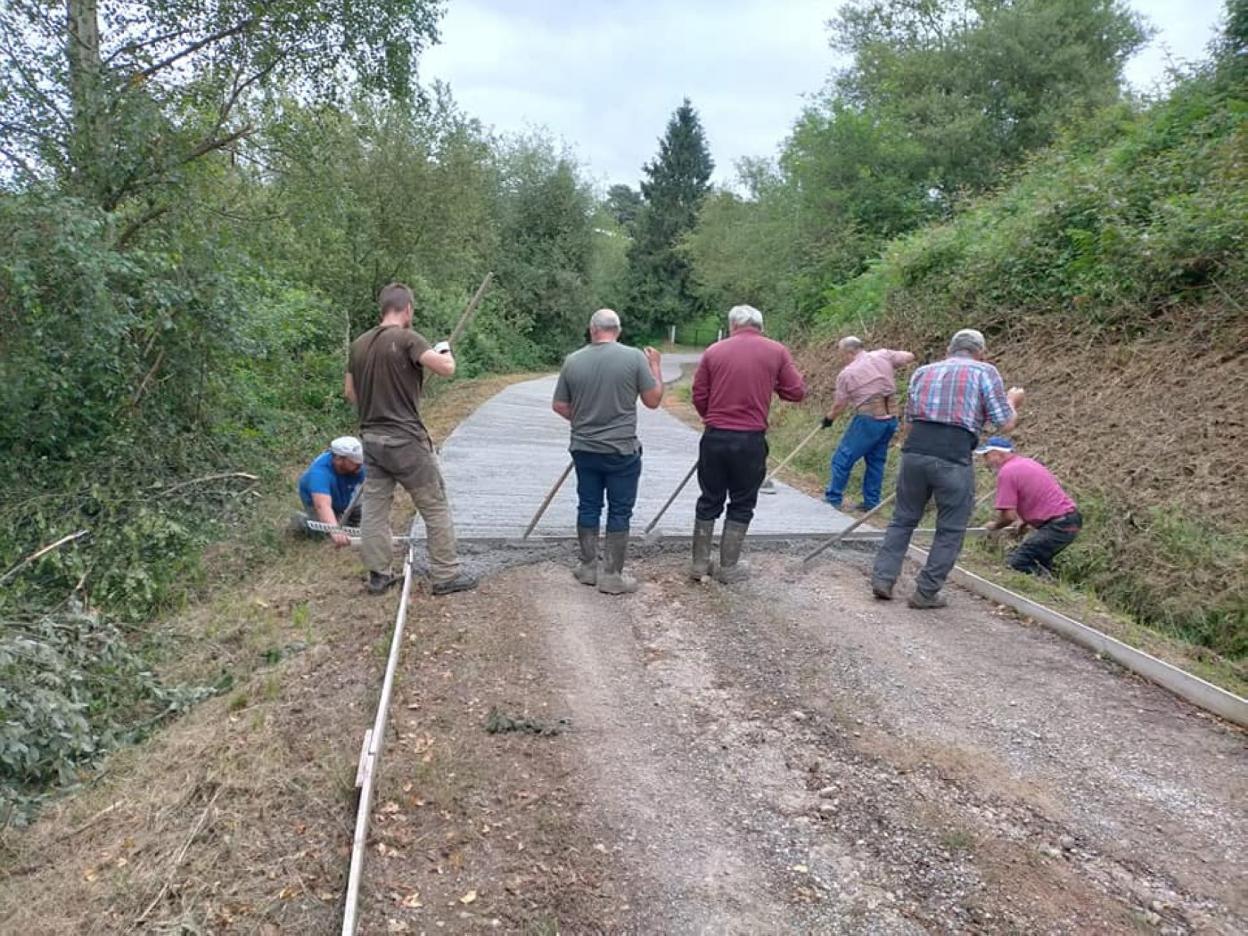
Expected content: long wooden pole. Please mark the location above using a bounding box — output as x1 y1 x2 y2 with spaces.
448 272 494 345
762 423 823 486
803 489 995 564
802 494 896 564
643 460 699 534
521 461 574 540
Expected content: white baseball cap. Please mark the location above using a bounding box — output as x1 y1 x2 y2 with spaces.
330 436 363 463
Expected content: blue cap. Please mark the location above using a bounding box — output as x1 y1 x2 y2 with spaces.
974 436 1014 455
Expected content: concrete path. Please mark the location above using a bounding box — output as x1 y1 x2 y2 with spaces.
437 360 851 540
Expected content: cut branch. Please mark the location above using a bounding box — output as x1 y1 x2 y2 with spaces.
0 530 89 586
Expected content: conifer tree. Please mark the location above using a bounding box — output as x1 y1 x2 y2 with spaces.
626 99 714 333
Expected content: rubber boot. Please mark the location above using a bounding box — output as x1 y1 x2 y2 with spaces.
690 519 715 580
714 520 750 584
574 526 599 586
597 530 638 595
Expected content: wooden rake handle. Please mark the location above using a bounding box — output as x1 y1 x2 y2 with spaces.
448 272 494 346
763 423 824 486
522 461 574 540
644 460 699 534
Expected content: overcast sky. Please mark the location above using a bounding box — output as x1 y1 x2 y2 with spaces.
420 0 1228 190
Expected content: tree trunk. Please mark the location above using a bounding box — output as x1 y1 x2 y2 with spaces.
66 0 108 201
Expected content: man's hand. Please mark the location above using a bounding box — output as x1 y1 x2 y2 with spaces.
330 531 351 548
1007 386 1025 408
433 340 451 354
643 346 662 371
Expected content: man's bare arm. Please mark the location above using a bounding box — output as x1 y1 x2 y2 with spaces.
639 346 664 409
986 507 1019 530
552 400 572 421
344 372 356 404
311 493 351 547
419 346 456 377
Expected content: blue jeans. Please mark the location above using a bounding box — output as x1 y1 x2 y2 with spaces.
825 416 897 508
571 450 642 532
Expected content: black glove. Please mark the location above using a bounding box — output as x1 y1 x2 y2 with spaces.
820 416 834 429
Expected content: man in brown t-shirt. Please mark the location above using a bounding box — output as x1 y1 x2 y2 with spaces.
345 283 476 595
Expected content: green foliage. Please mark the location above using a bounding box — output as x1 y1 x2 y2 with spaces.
605 184 643 229
1 605 220 826
626 98 715 335
686 0 1149 335
820 68 1248 334
831 0 1149 202
2 0 444 206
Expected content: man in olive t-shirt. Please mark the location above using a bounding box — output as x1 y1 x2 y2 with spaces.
552 308 664 594
345 282 477 596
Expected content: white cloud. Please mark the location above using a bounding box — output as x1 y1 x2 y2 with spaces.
421 0 1227 190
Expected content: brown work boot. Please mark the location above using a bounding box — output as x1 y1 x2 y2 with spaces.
431 572 478 596
870 577 894 600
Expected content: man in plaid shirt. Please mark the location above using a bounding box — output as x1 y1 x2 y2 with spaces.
871 328 1024 608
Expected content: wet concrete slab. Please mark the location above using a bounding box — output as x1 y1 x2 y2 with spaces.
436 365 852 541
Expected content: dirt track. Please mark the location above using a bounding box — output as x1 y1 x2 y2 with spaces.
358 548 1247 934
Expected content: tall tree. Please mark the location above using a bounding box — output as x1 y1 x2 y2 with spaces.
605 183 643 229
828 0 1150 202
626 98 714 333
2 0 443 215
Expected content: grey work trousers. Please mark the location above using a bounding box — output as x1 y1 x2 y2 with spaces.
360 433 460 582
872 452 975 597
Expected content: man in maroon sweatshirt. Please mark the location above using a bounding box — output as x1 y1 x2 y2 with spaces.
690 304 808 582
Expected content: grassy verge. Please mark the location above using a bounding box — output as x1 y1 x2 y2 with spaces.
665 379 1248 698
0 373 535 830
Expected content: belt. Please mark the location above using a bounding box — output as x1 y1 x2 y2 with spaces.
1040 510 1082 530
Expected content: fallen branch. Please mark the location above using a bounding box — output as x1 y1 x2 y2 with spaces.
0 530 88 586
160 472 258 496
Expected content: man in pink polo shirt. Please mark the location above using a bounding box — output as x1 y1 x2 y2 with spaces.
978 437 1082 576
822 336 915 510
690 304 807 582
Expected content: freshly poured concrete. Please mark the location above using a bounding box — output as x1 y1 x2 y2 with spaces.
436 361 852 540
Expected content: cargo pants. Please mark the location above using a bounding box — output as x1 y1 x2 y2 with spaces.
360 433 460 583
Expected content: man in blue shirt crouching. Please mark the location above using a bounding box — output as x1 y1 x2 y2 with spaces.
293 436 366 547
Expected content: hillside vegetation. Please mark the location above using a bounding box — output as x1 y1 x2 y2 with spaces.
682 2 1246 661
809 47 1247 659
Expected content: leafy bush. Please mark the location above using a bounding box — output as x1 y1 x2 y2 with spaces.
820 70 1248 333
1 605 219 827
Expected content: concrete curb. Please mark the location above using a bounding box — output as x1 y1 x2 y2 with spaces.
907 545 1248 729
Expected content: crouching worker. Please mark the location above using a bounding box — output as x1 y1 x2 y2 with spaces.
553 308 664 594
977 437 1082 576
293 436 365 547
690 304 807 582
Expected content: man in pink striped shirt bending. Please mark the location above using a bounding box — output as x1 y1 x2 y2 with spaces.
822 336 915 511
690 305 807 583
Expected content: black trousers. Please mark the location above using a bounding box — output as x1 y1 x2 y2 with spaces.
1008 510 1082 574
696 428 768 524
